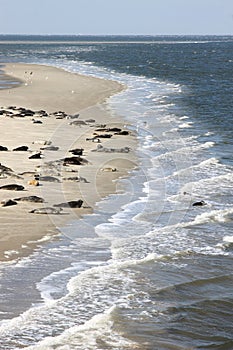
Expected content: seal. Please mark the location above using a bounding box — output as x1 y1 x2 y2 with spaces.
69 120 87 126
29 152 42 159
13 146 29 151
0 146 8 151
39 176 60 183
28 179 40 186
63 156 88 166
18 171 36 176
93 134 112 139
1 199 17 207
40 146 59 151
32 140 51 145
69 148 84 156
92 145 130 153
0 163 13 174
14 195 44 203
32 119 43 124
192 200 206 207
30 207 63 214
115 130 129 135
54 200 83 208
101 167 117 172
62 176 89 183
0 184 24 191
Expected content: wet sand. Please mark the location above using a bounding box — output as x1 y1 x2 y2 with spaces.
0 63 137 261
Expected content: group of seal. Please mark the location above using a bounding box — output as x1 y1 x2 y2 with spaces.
0 106 133 216
29 199 84 214
0 106 48 118
0 145 29 152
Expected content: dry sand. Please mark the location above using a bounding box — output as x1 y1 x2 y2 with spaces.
0 63 137 261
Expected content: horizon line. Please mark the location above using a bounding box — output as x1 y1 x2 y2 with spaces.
0 33 233 37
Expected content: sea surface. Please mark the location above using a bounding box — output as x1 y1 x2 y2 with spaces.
0 35 233 349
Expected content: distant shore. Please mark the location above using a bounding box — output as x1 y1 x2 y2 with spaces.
0 63 137 261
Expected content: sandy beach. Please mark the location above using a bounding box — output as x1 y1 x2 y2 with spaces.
0 63 137 261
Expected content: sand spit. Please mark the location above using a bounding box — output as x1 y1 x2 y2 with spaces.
0 63 137 261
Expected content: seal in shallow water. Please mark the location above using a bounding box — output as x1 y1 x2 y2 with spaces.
0 184 24 191
192 200 206 207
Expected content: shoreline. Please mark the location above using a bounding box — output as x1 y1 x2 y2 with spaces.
0 63 137 262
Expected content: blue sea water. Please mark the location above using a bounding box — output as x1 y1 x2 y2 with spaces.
0 35 233 349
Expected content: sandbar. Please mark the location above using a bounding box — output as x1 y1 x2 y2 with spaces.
0 63 137 261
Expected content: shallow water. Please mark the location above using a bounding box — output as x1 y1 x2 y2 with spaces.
0 35 232 349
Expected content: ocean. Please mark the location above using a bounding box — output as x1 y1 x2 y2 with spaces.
0 35 233 349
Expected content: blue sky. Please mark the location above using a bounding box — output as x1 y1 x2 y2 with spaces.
0 0 233 35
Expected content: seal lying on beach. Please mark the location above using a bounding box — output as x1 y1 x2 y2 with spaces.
32 140 52 145
1 199 17 207
115 130 129 135
38 176 61 183
13 146 29 151
0 184 24 191
30 207 63 214
0 146 8 151
66 113 80 119
18 171 36 176
62 176 89 183
40 146 59 151
29 152 42 159
32 119 43 124
0 163 13 174
28 179 40 186
92 134 112 139
86 137 101 143
92 145 130 153
95 127 121 132
69 148 84 156
63 156 88 166
54 199 83 208
14 195 44 203
101 167 117 172
69 120 87 126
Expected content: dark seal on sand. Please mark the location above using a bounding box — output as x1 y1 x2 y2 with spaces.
1 199 17 207
0 146 8 151
14 195 44 203
63 156 88 166
13 146 29 151
0 184 24 191
54 200 83 208
69 148 84 156
29 152 42 159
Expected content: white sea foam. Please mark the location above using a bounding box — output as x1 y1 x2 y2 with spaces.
24 306 139 350
183 207 233 226
223 235 233 243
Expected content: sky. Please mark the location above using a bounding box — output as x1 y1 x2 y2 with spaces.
0 0 233 36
